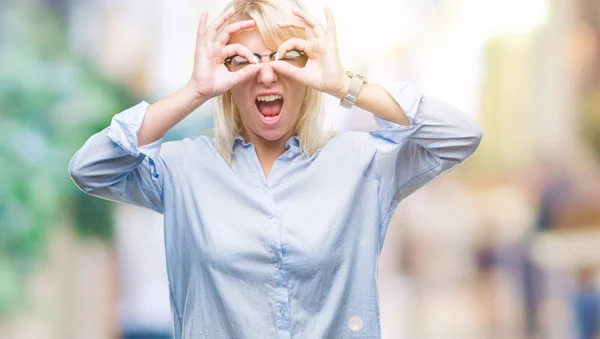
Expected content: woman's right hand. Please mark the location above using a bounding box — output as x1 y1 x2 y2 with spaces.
187 7 263 98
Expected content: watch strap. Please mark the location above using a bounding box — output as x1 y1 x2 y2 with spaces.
340 72 367 109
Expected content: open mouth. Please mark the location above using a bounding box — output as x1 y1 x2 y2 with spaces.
255 94 284 124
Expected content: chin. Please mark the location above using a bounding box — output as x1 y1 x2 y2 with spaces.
256 127 287 141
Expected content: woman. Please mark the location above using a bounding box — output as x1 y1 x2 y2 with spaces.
69 0 482 337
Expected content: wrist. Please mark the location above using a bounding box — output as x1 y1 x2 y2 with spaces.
329 74 352 100
183 81 210 107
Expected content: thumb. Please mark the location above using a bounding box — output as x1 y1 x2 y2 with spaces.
270 61 302 80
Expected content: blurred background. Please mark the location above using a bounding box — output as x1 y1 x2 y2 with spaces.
1 0 600 338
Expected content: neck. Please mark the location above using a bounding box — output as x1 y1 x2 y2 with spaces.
244 130 294 177
253 136 286 161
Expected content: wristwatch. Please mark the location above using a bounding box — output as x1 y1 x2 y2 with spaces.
340 71 367 109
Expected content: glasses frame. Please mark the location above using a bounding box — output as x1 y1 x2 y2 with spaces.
224 49 307 67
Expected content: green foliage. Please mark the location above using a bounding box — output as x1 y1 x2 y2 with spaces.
581 91 600 159
0 4 138 318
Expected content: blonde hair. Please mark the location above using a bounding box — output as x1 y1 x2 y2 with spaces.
213 0 334 165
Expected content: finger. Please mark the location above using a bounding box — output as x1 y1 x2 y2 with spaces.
324 6 336 36
277 21 315 40
270 60 304 81
277 21 309 30
216 19 256 45
291 6 325 36
231 63 264 84
275 38 308 61
223 43 258 63
208 6 235 38
195 12 210 56
196 11 209 38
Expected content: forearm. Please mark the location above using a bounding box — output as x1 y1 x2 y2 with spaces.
138 84 210 147
70 101 166 197
330 79 411 126
366 82 482 202
367 81 483 164
69 115 168 213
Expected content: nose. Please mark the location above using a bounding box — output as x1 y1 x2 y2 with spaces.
256 62 278 86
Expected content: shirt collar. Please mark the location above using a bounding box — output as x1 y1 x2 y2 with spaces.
233 134 251 148
233 135 301 152
284 135 300 150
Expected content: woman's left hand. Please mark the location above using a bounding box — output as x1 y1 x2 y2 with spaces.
271 6 349 98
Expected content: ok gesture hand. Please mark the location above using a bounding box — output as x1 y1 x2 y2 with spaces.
271 6 348 97
188 7 264 98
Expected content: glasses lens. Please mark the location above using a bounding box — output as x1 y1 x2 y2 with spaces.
280 50 307 67
230 55 250 70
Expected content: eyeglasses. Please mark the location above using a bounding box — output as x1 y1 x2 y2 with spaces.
224 49 308 71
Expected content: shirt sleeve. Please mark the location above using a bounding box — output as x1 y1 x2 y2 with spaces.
68 101 173 214
367 81 483 222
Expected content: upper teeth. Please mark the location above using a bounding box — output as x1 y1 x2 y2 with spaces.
257 95 282 102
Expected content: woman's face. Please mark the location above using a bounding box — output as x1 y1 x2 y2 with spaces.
227 28 307 143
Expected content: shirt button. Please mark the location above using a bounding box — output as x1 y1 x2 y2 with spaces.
287 152 294 159
270 216 278 224
275 261 283 269
278 307 285 315
348 315 364 331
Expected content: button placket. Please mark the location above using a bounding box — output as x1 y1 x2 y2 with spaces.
263 184 290 335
